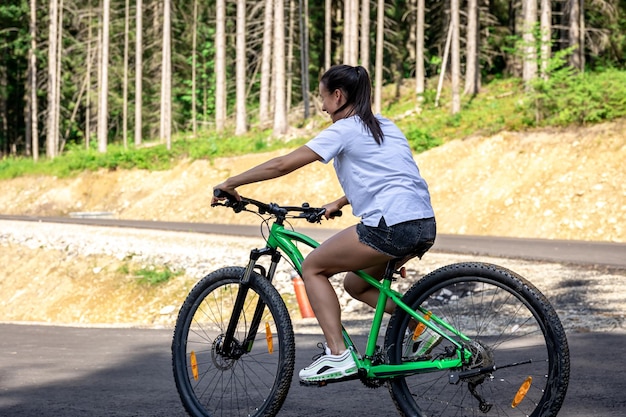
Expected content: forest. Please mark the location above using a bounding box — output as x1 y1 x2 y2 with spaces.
1 0 625 161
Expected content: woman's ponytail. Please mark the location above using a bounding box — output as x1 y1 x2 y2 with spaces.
321 65 384 144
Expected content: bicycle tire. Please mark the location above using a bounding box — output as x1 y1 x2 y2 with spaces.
172 266 295 417
385 262 570 417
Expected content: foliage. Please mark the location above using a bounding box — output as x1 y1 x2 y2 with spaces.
525 52 626 126
2 0 626 158
0 126 302 179
121 264 183 285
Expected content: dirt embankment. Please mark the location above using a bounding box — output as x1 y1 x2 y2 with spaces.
1 120 625 327
1 118 625 242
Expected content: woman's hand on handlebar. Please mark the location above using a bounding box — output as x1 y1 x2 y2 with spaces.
212 182 241 205
322 197 346 220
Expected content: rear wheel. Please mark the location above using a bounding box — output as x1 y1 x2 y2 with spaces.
172 267 295 417
385 262 569 417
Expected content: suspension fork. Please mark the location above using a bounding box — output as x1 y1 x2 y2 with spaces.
221 247 282 356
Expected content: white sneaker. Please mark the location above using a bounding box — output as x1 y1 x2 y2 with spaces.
298 349 357 382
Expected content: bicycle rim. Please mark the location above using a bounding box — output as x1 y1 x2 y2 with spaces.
172 267 295 417
386 262 569 417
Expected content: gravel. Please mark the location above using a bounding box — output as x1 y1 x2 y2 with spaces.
1 219 625 333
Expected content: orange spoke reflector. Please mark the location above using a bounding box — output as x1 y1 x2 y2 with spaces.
512 376 533 408
412 311 432 341
265 322 274 354
190 351 199 381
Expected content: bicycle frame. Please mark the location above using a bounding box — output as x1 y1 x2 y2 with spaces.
231 219 472 380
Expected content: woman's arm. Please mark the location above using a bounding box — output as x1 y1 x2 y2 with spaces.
213 145 322 200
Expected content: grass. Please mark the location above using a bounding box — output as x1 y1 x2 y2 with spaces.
118 263 183 286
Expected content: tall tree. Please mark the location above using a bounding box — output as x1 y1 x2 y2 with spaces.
287 0 296 112
522 0 538 89
191 0 198 136
344 0 359 65
86 0 94 149
464 0 480 95
374 0 384 113
235 0 247 134
122 0 130 148
273 0 287 134
415 0 425 101
259 0 273 126
540 0 551 79
215 0 226 131
360 0 370 70
160 0 172 149
569 0 584 71
28 0 39 160
46 0 60 158
135 0 143 145
324 0 331 69
451 0 461 113
299 0 310 118
97 0 110 153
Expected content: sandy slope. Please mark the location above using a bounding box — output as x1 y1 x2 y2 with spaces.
1 118 624 242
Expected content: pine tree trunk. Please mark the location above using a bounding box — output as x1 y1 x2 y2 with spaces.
260 0 273 126
569 0 583 71
324 0 331 69
273 0 287 134
464 0 480 95
374 0 384 113
97 0 110 153
299 0 310 118
540 0 551 79
522 0 538 89
451 0 461 114
215 0 227 131
135 0 143 145
29 0 39 160
46 0 59 158
191 0 198 136
123 0 130 148
360 0 370 71
415 0 425 99
160 0 172 149
235 0 247 135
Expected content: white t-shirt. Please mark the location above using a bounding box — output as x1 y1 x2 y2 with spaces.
305 115 435 227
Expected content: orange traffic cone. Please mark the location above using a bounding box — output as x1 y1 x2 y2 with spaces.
292 275 315 318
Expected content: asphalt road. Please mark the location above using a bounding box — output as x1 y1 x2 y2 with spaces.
1 214 625 268
1 323 625 417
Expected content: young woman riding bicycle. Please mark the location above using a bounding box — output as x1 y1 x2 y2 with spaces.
212 64 436 383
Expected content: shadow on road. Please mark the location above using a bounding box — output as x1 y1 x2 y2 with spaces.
1 324 625 416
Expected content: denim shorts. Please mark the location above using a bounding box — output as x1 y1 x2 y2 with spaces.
356 217 436 258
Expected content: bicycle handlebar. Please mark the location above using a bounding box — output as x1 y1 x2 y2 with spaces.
212 189 342 224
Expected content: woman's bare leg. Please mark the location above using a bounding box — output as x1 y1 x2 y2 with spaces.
344 267 395 314
301 225 392 355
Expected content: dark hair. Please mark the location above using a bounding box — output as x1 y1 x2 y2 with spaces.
320 65 384 144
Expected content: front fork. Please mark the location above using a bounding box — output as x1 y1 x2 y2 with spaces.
220 247 282 357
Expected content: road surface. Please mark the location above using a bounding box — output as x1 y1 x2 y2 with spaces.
0 323 625 416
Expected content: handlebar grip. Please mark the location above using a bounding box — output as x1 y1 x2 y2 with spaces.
329 210 342 218
213 189 233 199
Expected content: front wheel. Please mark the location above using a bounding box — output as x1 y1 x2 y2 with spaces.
385 262 570 417
172 267 295 417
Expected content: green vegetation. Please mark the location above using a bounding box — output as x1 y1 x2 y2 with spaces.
1 70 626 181
118 263 183 286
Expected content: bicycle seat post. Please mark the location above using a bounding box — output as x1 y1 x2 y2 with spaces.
383 258 401 282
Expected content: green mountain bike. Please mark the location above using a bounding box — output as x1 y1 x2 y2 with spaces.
171 192 570 417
